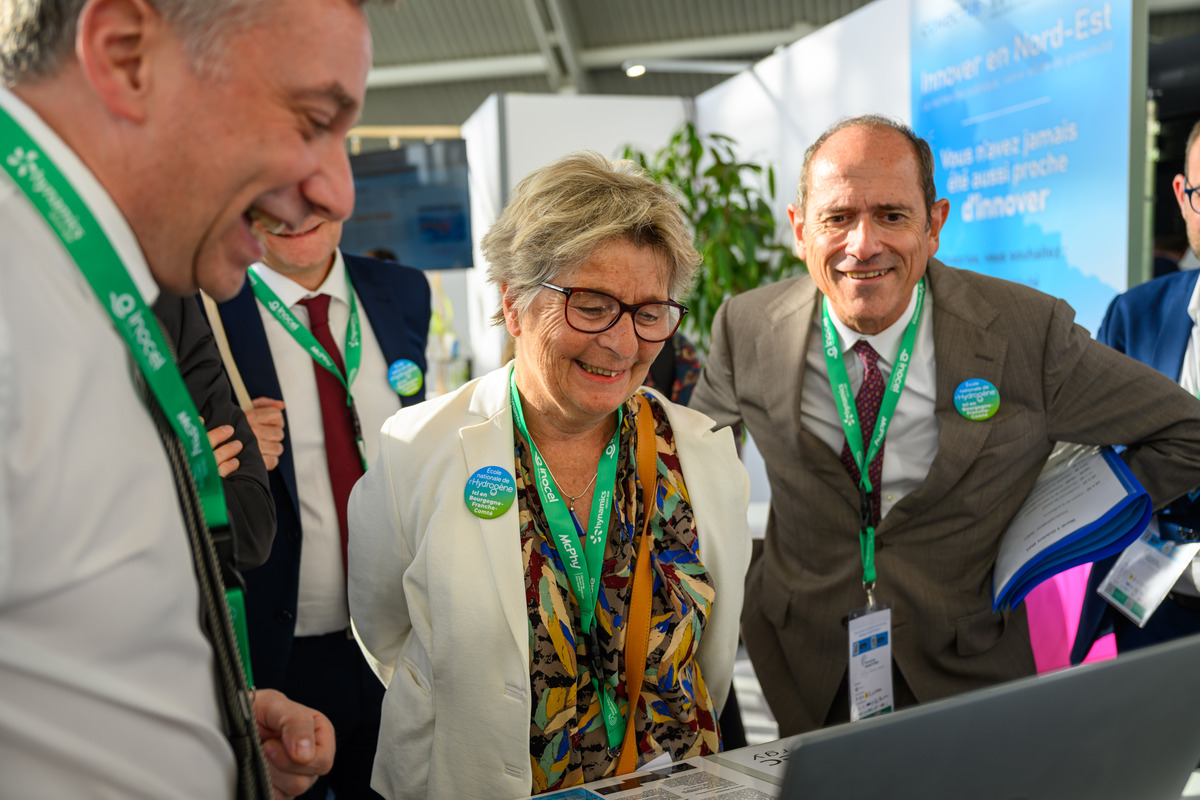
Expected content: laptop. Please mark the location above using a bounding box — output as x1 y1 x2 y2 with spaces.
779 632 1200 800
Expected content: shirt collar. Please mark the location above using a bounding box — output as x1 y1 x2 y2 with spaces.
824 279 926 365
0 87 159 305
250 248 348 308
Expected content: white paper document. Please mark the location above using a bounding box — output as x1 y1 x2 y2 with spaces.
534 745 788 799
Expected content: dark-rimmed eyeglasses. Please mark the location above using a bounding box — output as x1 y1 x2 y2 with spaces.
539 282 688 343
1185 180 1200 214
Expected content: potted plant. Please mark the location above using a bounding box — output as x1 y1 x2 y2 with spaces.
621 122 804 352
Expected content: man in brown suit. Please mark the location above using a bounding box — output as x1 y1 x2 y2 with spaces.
691 115 1200 735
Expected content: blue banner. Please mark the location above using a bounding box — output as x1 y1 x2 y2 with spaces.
911 1 1132 333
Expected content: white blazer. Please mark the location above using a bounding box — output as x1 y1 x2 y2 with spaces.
349 365 751 800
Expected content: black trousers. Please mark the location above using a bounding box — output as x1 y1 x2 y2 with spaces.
281 630 386 800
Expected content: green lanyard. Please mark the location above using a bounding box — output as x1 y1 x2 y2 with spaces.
508 367 627 748
821 279 924 604
0 103 255 683
248 269 362 397
249 271 368 469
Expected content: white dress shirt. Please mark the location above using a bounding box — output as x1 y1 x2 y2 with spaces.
0 88 233 797
1179 275 1200 401
800 281 939 519
252 254 401 635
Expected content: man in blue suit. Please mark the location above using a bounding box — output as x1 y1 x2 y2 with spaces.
218 215 430 798
1073 119 1200 662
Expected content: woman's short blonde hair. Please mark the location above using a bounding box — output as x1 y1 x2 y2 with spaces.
482 151 699 326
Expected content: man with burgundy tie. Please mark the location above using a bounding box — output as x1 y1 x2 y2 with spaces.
216 213 430 798
691 115 1200 736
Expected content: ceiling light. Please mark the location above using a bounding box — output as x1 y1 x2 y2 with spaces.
621 59 751 77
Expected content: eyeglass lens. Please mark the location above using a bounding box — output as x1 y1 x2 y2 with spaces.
565 290 681 341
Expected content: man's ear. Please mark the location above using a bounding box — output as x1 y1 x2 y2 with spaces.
1175 173 1189 218
75 0 164 122
926 198 951 256
787 203 806 260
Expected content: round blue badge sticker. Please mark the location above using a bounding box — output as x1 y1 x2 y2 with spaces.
388 359 423 396
954 378 1000 421
464 466 516 519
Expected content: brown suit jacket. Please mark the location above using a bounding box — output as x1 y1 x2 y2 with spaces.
691 260 1200 734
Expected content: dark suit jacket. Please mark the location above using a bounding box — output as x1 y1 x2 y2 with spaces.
691 260 1200 735
153 292 275 571
1072 268 1200 663
216 253 431 688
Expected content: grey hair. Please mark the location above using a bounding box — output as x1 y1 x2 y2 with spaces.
1 0 379 86
797 114 939 226
2 0 276 85
483 150 699 327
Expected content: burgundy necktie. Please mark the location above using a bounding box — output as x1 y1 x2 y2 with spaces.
839 340 885 525
296 294 364 576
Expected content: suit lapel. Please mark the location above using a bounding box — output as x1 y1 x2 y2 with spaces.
794 285 864 507
458 368 528 658
883 261 1007 529
760 279 816 438
347 254 430 407
346 255 398 360
1151 271 1197 381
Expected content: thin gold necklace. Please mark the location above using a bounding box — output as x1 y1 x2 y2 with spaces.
541 459 599 513
526 414 618 513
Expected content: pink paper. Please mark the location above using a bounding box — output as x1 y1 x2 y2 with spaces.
1024 563 1116 672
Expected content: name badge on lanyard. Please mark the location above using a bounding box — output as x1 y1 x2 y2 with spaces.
848 602 894 720
1099 518 1200 627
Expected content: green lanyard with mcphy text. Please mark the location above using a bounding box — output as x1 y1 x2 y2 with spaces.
822 278 924 603
509 367 627 748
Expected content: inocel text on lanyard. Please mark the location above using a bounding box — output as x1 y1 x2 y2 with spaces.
249 270 368 469
508 366 628 749
0 104 256 684
822 278 924 607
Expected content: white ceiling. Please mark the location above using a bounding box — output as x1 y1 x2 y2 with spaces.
358 0 1200 128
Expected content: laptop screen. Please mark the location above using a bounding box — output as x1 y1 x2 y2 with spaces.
779 633 1200 800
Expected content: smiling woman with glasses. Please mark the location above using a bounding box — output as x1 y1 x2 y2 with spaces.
348 151 750 799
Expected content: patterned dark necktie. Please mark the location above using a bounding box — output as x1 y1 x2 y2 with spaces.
296 293 364 576
839 340 885 525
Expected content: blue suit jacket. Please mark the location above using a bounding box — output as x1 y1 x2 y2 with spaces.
217 253 431 687
1071 269 1200 663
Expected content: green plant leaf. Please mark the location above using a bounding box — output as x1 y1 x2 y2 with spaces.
617 123 804 353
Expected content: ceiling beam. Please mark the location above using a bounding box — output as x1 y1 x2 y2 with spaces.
519 0 564 91
545 0 589 93
365 5 1200 91
366 28 815 89
581 27 816 68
